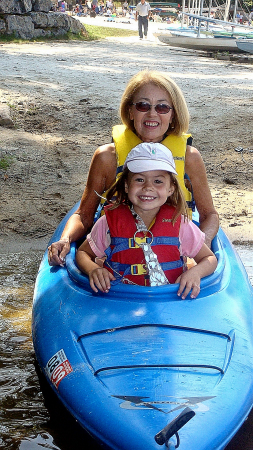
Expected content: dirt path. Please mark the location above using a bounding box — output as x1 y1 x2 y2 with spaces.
0 33 253 253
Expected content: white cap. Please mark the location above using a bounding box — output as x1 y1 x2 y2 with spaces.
123 142 177 175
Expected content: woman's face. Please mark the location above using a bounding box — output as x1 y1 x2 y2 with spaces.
129 83 174 143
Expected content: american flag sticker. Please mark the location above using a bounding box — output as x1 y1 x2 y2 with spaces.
45 349 73 389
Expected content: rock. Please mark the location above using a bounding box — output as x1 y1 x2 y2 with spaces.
224 178 236 185
0 18 6 34
0 104 14 128
68 15 84 33
33 0 52 13
33 28 52 37
46 12 84 34
47 11 67 28
30 12 49 28
0 0 32 14
6 15 35 39
21 0 33 12
229 223 242 227
0 2 86 40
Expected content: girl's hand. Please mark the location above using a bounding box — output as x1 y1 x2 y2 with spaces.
175 271 201 299
89 267 116 293
175 243 217 299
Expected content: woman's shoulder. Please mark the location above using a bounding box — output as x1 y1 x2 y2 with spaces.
92 142 116 168
185 144 205 175
95 142 116 157
186 144 202 160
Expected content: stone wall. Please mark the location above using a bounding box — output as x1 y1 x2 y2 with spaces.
0 0 85 39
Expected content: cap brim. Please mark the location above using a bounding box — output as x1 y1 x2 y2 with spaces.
127 159 177 175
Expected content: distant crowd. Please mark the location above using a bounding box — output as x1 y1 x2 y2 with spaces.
51 1 184 23
51 1 253 26
51 0 132 17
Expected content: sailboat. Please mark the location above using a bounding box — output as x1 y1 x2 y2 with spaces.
236 38 253 53
158 0 253 52
158 33 244 51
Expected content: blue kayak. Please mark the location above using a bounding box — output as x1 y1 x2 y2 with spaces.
32 204 253 450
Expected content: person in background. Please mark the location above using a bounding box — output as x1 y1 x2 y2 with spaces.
122 0 129 16
76 143 217 297
48 70 219 267
135 0 151 39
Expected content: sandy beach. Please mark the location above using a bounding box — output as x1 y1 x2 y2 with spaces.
0 19 253 252
0 19 253 449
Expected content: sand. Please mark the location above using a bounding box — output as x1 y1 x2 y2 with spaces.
0 18 252 252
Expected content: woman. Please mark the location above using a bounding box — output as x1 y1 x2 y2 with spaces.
48 70 219 266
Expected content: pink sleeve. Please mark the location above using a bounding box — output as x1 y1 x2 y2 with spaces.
86 215 111 258
179 217 205 258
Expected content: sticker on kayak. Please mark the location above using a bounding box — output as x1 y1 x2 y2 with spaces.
45 349 73 388
113 395 215 414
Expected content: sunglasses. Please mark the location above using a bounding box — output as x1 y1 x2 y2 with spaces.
132 101 173 114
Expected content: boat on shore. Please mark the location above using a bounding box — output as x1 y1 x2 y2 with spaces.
32 203 253 450
236 38 253 53
158 34 244 52
158 8 253 53
213 30 253 38
170 29 211 37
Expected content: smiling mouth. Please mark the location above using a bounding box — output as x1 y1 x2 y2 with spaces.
139 195 156 201
144 121 159 127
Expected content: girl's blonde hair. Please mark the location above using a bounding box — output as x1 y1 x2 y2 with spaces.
120 70 190 136
106 168 189 224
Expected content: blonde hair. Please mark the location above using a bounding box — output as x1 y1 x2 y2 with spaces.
106 168 188 224
120 70 190 136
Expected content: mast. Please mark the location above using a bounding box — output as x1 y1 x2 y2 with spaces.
181 0 186 28
232 0 238 22
197 0 204 36
193 0 198 26
207 0 212 30
224 0 231 21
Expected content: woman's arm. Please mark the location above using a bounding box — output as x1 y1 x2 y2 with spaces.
176 243 217 299
48 143 117 266
76 239 115 293
185 145 219 248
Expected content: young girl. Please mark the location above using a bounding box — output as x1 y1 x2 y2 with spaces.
76 143 217 299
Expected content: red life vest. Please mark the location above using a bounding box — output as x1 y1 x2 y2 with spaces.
104 204 183 286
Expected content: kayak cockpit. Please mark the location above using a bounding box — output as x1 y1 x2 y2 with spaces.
65 233 226 300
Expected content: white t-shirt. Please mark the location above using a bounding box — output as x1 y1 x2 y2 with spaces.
136 1 151 16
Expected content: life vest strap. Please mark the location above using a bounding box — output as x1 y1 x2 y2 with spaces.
109 236 180 254
106 259 184 277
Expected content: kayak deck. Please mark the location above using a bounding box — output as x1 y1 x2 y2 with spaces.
32 206 253 450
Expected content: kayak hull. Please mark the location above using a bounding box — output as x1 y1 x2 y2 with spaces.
32 204 253 450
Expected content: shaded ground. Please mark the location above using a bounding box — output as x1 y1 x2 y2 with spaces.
0 37 252 253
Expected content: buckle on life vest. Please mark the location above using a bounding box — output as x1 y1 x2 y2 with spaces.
129 236 148 248
131 263 147 275
129 230 154 248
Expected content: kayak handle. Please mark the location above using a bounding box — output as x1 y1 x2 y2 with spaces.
154 407 195 447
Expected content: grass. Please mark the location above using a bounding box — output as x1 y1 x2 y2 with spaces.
0 24 138 43
0 156 13 171
83 23 138 40
0 33 24 44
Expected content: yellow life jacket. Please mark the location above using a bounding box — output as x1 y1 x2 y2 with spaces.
111 125 193 217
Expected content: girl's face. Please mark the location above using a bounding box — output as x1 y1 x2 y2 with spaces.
125 170 175 223
129 83 174 143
